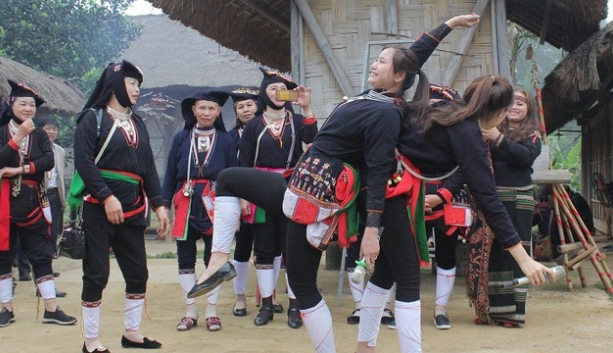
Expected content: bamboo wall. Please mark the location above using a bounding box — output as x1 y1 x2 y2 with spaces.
585 100 613 234
303 0 494 119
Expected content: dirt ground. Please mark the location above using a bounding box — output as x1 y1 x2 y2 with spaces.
2 237 612 353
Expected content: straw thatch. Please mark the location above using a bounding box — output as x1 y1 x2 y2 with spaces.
0 57 85 115
507 0 607 51
147 0 291 71
542 21 613 133
147 0 607 74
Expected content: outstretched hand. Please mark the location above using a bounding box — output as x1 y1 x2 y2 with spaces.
446 13 480 29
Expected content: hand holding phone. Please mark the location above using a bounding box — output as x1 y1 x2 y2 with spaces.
276 89 299 102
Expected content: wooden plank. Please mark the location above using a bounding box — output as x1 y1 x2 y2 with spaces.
290 1 304 85
532 169 573 184
294 0 355 97
442 0 490 85
385 0 398 35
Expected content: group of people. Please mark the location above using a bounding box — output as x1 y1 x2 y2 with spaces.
0 11 558 353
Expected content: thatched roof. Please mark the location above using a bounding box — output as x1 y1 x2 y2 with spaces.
0 57 85 115
507 0 608 51
147 0 607 73
123 15 262 88
542 21 613 133
147 0 291 71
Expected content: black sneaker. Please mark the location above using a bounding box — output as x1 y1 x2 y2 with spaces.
42 306 77 325
434 314 451 330
388 319 396 330
0 308 15 327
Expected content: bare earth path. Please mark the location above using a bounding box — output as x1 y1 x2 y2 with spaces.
2 238 612 353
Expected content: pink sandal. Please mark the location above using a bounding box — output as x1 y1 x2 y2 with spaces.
176 317 197 331
206 316 221 331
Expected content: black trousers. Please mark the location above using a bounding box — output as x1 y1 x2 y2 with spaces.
216 168 421 309
428 218 459 270
233 223 254 262
0 225 53 279
81 202 148 302
47 188 63 255
252 214 285 265
176 227 213 270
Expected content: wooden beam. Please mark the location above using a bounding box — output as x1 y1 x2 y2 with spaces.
293 0 355 97
442 0 490 85
290 1 306 105
236 0 290 33
385 0 398 36
539 0 553 44
492 0 511 82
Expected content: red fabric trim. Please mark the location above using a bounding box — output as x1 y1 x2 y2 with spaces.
425 210 444 221
421 32 441 43
437 188 453 204
28 162 35 174
8 139 19 151
303 116 317 126
0 180 10 251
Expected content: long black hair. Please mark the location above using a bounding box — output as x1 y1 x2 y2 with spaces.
387 45 430 131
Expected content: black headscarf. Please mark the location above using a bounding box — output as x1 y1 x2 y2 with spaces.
0 80 45 126
81 60 143 119
257 67 297 111
181 90 230 131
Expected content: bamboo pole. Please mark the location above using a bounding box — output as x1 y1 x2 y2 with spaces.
555 185 613 282
553 186 613 294
552 191 574 290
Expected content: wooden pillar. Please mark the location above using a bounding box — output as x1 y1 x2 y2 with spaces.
491 0 512 81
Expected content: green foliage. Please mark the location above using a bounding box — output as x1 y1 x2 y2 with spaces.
0 0 141 92
549 134 582 191
148 251 177 259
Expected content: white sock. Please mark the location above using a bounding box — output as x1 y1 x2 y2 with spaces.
385 283 396 309
205 284 220 318
37 278 56 299
358 282 389 347
285 272 296 299
0 275 13 304
435 267 456 314
179 272 198 318
395 300 422 353
273 255 282 289
256 268 274 298
233 261 250 295
301 300 336 353
82 301 101 340
211 197 241 254
347 271 364 309
124 294 144 332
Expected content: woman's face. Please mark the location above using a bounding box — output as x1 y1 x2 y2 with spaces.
368 48 402 91
235 99 257 124
265 82 287 108
506 92 529 126
11 97 37 122
125 77 140 105
192 100 221 128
